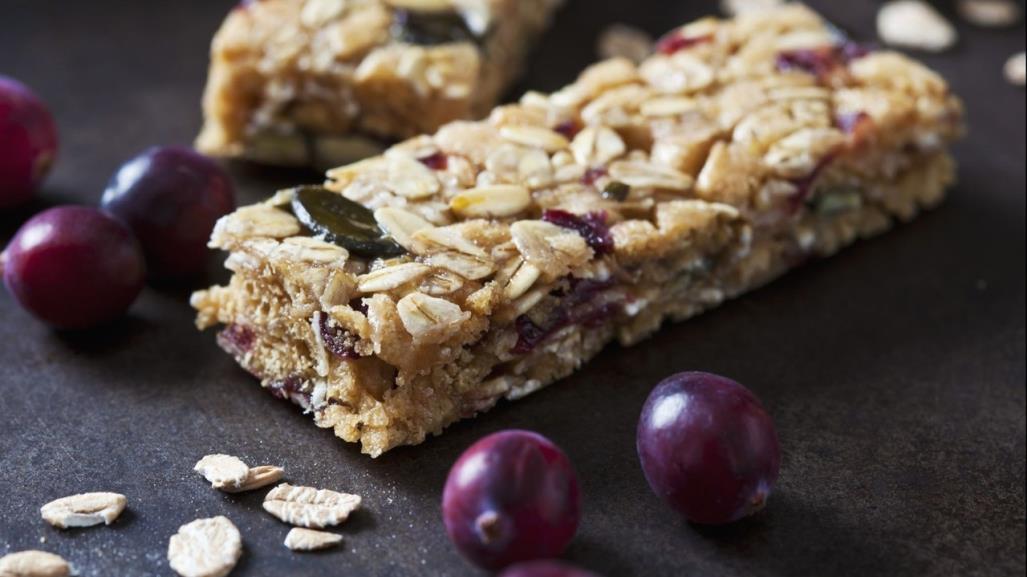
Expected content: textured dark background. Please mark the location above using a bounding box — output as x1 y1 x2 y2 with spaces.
1 1 1024 576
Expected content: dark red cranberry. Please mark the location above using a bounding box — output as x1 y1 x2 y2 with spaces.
0 76 58 209
2 206 145 329
217 324 256 357
776 42 871 82
442 430 581 570
499 560 601 577
655 32 712 55
542 210 614 256
637 372 780 525
553 120 582 140
319 313 359 359
512 278 619 354
418 151 449 171
581 167 608 187
101 146 236 280
268 376 311 407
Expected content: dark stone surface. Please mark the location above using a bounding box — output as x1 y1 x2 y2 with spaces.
1 1 1024 576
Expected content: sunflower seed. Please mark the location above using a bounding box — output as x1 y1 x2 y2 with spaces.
609 160 694 191
263 484 362 529
167 516 242 577
40 492 127 529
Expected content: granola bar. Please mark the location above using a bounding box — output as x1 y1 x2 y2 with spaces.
196 0 561 167
192 6 964 456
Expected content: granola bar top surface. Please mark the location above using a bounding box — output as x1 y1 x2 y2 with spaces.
193 4 963 455
196 0 561 164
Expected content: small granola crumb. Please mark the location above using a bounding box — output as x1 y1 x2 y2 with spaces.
597 24 654 64
957 0 1021 27
263 484 362 529
0 550 70 577
40 492 127 529
877 0 957 52
283 528 344 551
1005 52 1026 86
167 516 242 577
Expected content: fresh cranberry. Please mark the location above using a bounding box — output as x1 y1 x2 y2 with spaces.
442 430 581 570
0 76 58 209
499 560 601 577
101 146 236 280
418 151 449 171
542 210 614 256
637 372 780 525
655 32 712 56
2 206 145 329
319 314 359 359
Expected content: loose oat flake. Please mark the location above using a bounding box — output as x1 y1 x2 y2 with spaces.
40 492 127 529
221 465 286 494
283 528 344 551
0 550 70 577
957 0 1021 27
167 516 242 577
194 454 250 491
877 0 957 52
263 484 362 528
1006 52 1026 86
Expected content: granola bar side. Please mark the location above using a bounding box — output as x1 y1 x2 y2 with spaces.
193 5 964 456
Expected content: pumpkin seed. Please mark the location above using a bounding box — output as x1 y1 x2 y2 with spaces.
602 181 631 201
290 186 405 258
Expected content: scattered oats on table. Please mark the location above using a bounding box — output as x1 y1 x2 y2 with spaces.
263 484 363 529
957 0 1021 27
877 0 958 52
1006 52 1027 86
283 527 345 552
39 492 127 529
167 516 242 577
0 550 70 577
193 454 286 493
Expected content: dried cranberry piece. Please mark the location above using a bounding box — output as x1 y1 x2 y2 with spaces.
581 167 608 187
349 297 369 315
542 210 614 256
268 376 310 406
319 314 359 359
418 151 449 171
512 278 621 354
217 324 255 357
512 316 550 355
553 120 582 140
776 42 872 82
655 32 712 56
